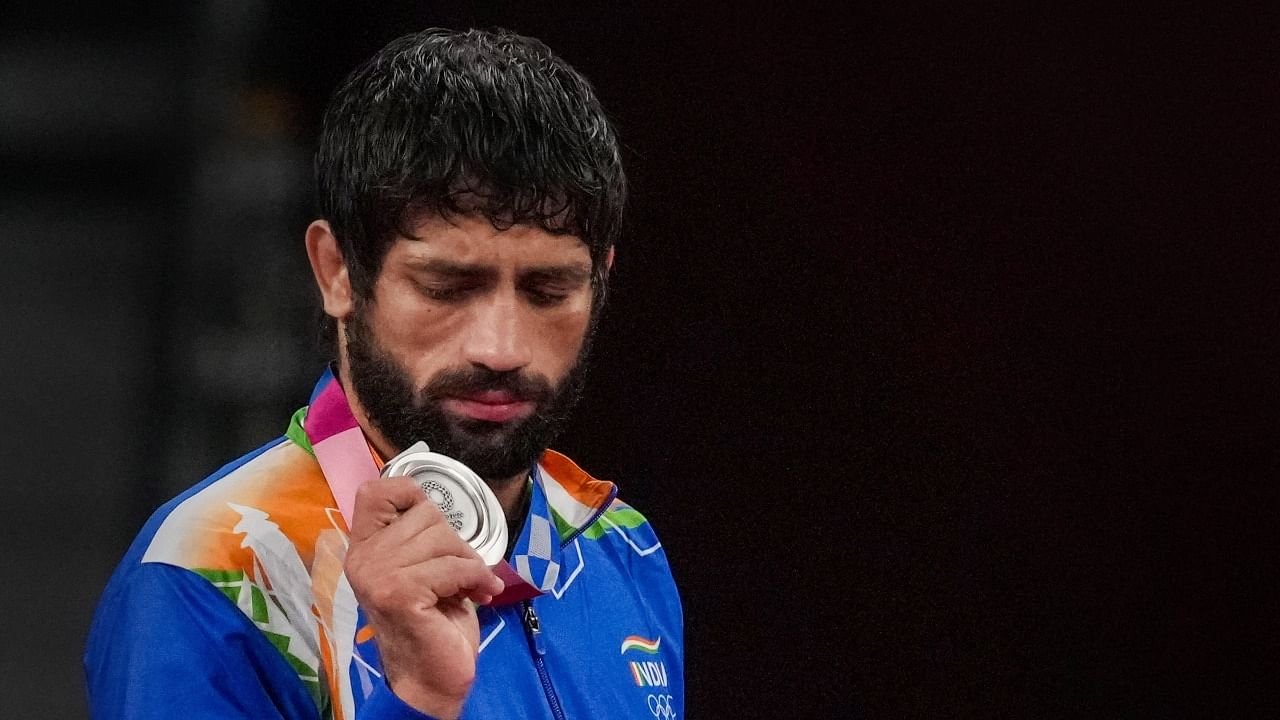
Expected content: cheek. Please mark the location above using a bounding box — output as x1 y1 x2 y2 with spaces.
371 285 467 367
535 302 593 371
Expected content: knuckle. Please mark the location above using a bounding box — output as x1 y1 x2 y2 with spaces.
418 496 444 519
388 475 417 496
448 555 484 580
364 581 402 609
425 520 458 544
354 479 381 503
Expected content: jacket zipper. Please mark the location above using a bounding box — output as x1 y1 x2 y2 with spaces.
528 463 618 551
513 468 617 718
559 484 619 547
521 600 567 720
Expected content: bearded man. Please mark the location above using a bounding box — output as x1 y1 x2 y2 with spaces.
85 28 683 720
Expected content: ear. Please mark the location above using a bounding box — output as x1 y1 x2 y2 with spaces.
605 246 616 275
305 219 354 319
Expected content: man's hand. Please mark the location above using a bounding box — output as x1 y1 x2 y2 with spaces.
344 476 506 719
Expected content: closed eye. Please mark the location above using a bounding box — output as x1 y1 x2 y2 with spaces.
417 282 482 303
519 266 589 307
524 286 571 307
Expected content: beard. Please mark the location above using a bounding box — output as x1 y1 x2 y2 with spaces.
343 301 592 481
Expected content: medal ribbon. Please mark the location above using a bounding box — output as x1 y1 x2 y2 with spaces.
303 368 541 606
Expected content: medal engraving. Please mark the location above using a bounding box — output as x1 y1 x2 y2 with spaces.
380 441 508 566
420 479 465 532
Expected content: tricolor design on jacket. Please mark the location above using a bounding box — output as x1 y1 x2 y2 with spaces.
85 372 683 719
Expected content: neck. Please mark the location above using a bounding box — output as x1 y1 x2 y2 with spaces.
336 359 531 518
487 473 530 518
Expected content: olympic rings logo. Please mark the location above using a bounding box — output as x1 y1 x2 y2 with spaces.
647 694 677 719
420 479 455 513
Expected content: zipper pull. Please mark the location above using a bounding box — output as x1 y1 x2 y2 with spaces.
521 601 547 656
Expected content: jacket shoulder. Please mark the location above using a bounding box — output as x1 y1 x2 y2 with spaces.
140 438 340 573
93 437 343 715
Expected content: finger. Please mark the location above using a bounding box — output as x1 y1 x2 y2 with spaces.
348 523 504 601
368 488 454 547
395 556 506 605
349 477 429 542
369 522 473 572
358 557 501 611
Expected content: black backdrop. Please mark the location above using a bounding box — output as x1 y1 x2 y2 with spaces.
3 3 1277 718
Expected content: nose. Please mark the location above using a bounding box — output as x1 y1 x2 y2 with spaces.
462 289 532 373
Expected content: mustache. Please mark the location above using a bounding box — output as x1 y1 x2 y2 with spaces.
416 365 556 404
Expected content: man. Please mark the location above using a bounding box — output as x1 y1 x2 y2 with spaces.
85 28 683 719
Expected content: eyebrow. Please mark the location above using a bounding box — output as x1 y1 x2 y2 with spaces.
521 264 592 284
406 259 590 284
405 259 496 280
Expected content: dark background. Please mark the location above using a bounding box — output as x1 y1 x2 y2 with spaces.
2 2 1276 718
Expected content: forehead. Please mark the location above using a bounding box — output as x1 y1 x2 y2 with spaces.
388 213 591 267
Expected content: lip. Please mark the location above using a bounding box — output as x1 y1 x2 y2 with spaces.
444 394 535 423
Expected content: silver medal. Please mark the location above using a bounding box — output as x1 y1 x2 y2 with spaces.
380 441 508 566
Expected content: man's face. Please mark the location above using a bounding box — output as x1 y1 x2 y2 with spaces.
341 214 598 480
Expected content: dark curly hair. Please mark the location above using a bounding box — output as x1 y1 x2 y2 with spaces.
315 27 626 341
